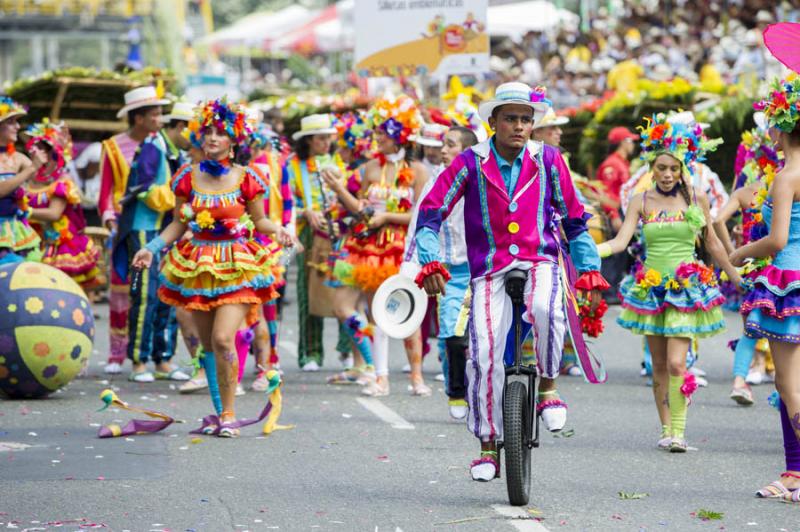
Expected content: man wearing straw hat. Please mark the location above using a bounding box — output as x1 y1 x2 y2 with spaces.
98 86 170 375
415 82 609 481
111 99 196 383
285 113 352 372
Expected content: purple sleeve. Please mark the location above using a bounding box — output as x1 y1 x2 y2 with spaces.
415 153 469 235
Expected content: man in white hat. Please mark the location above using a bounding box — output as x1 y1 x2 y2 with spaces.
415 82 609 481
412 123 448 178
531 107 568 148
112 98 193 383
284 113 353 372
98 85 169 374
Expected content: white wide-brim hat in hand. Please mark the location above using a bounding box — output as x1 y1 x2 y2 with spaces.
292 113 337 141
372 264 428 340
117 86 171 118
478 81 550 124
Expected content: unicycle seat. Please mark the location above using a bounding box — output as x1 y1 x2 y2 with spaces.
504 269 527 303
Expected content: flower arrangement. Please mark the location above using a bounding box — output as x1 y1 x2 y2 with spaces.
633 261 717 296
577 296 608 337
366 94 422 146
754 73 800 133
24 119 71 171
187 98 252 147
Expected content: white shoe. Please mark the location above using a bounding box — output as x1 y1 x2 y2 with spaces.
694 375 708 388
538 400 567 432
302 361 320 372
340 355 354 369
402 363 411 374
448 400 468 420
434 373 445 382
470 457 497 482
640 367 648 377
657 435 671 450
745 371 765 385
689 366 707 378
235 384 246 396
565 365 583 377
104 362 122 374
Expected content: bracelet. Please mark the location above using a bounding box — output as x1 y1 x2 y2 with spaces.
144 236 167 256
597 242 612 259
414 261 451 288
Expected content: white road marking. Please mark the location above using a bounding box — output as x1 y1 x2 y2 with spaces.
491 504 550 532
356 398 415 430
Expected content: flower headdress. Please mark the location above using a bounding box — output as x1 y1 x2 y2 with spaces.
754 74 800 133
24 119 71 174
187 98 252 147
333 112 373 159
734 126 782 189
248 123 278 150
0 96 26 123
366 94 422 146
638 112 722 174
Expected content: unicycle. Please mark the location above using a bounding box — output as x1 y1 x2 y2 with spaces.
497 269 540 506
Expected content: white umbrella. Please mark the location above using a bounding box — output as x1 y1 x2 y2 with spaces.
202 5 311 52
487 1 578 37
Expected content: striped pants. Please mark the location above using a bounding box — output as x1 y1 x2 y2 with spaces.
467 261 566 442
125 230 178 364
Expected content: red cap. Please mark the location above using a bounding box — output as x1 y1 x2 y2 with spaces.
608 126 639 144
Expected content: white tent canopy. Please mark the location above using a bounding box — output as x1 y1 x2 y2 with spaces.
202 5 311 51
487 1 579 37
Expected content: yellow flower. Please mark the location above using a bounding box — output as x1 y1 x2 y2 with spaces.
195 210 215 229
665 279 681 291
643 269 662 288
682 278 692 288
52 216 69 232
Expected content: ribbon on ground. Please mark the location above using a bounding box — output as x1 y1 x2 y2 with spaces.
557 249 608 384
96 389 175 438
190 370 293 436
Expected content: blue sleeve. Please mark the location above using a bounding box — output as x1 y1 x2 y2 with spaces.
133 142 162 189
568 231 601 273
416 227 441 265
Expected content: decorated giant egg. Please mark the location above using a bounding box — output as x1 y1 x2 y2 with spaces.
0 262 94 398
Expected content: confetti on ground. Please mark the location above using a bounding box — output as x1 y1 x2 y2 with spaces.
190 438 203 444
693 509 724 521
341 413 352 418
618 491 649 500
552 428 575 438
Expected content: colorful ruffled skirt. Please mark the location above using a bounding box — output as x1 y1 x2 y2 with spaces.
740 265 800 343
333 224 406 293
618 261 726 338
158 236 282 325
0 215 41 259
43 233 103 289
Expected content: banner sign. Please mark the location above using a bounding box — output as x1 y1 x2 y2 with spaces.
355 1 489 78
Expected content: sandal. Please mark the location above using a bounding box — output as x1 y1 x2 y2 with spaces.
218 412 240 438
327 367 366 385
669 437 688 453
537 391 567 432
757 472 800 498
362 378 389 397
470 451 499 482
179 377 208 394
730 385 754 406
781 489 800 503
154 368 191 381
128 371 155 383
409 380 432 397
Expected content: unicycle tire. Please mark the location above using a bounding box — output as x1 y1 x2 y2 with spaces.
503 380 531 506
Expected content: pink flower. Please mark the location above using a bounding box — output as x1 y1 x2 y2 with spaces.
680 372 698 403
675 262 701 279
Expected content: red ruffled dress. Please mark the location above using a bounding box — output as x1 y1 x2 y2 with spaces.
158 164 282 324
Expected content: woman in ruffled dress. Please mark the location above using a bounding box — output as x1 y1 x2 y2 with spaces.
731 76 800 502
24 121 103 290
132 99 292 437
0 97 42 263
322 95 429 396
598 113 741 452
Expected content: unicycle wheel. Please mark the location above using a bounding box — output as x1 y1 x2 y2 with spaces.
503 380 531 506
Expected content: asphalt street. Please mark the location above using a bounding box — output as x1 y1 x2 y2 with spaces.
1 293 799 531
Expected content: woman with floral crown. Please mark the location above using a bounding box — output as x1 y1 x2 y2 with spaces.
731 75 800 502
132 98 293 437
0 96 42 263
23 121 103 290
322 95 429 397
597 112 741 452
713 115 783 406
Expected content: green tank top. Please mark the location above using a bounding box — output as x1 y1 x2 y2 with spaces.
641 197 706 274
